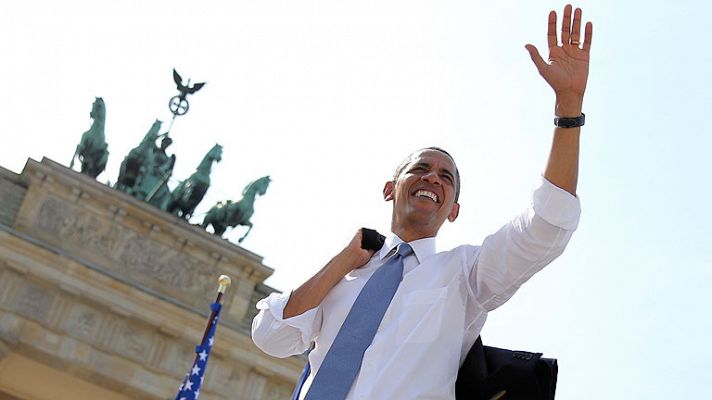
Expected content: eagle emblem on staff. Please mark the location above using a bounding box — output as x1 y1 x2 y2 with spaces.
169 69 205 116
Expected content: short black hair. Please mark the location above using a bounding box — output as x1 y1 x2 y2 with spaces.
393 147 461 202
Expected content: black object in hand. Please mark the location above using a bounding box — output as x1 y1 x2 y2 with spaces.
361 228 385 251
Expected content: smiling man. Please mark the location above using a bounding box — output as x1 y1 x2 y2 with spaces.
252 4 592 399
386 147 461 242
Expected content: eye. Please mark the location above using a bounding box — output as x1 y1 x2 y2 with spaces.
408 166 426 173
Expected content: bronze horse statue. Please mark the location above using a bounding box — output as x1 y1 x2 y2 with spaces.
202 176 271 242
166 144 222 219
70 97 109 178
115 119 162 197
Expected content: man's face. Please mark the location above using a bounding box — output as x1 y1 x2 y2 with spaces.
383 150 460 240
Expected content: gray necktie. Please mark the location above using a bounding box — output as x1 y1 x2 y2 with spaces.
304 243 413 400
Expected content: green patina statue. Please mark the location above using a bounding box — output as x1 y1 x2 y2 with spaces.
145 136 176 209
166 144 222 219
70 97 109 178
201 175 271 242
115 119 162 196
115 119 176 209
67 80 270 243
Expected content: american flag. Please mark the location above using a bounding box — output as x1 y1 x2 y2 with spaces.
175 302 222 400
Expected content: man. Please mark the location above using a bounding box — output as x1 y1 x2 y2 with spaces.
252 4 592 399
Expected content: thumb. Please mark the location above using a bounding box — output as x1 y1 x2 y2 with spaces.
524 44 547 73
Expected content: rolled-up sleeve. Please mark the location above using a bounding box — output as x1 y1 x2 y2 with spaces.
470 176 581 311
251 291 322 358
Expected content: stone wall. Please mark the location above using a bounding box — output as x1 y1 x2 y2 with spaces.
0 167 26 227
0 158 300 400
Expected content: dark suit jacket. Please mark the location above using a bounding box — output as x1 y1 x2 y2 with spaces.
455 337 558 400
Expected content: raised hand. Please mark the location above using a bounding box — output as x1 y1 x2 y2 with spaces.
525 4 593 116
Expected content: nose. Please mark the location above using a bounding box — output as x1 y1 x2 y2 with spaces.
421 171 441 185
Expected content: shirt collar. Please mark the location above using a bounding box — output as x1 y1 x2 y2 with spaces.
379 233 437 264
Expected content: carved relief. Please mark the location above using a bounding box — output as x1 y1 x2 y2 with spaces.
64 303 103 342
10 282 54 323
157 340 195 376
37 197 77 234
119 237 211 294
113 322 156 364
34 197 216 304
36 198 122 255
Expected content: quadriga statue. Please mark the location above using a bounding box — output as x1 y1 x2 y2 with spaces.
70 97 109 178
202 175 271 242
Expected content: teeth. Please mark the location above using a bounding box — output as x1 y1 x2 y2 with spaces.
415 190 438 202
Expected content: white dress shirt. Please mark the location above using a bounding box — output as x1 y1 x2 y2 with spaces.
252 178 580 399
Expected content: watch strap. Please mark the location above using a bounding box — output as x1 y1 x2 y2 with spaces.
554 113 585 128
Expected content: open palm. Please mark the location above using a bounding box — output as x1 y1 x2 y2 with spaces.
526 5 593 98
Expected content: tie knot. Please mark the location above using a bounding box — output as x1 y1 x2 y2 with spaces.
396 243 414 258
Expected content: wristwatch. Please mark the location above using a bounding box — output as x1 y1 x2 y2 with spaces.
554 113 585 128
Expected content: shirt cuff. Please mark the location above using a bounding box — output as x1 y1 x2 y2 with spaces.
532 176 581 231
256 291 319 330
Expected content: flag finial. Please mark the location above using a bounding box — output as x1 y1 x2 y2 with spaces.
218 275 231 294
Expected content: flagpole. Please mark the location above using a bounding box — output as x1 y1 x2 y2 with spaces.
175 275 231 400
199 275 231 345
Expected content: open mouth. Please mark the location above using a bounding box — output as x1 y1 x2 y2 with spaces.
414 189 438 203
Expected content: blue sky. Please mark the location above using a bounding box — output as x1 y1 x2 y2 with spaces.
1 0 710 398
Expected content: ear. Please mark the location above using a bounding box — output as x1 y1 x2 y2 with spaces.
447 202 460 222
383 181 395 201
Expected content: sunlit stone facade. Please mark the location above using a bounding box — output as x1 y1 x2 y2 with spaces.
0 158 299 400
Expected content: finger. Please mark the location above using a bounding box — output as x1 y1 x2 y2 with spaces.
547 10 557 49
582 21 593 52
561 4 572 45
525 44 548 74
571 8 582 46
352 229 364 244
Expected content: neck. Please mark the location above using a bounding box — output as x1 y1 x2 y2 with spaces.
243 189 257 201
390 209 443 242
391 224 437 243
198 158 213 172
